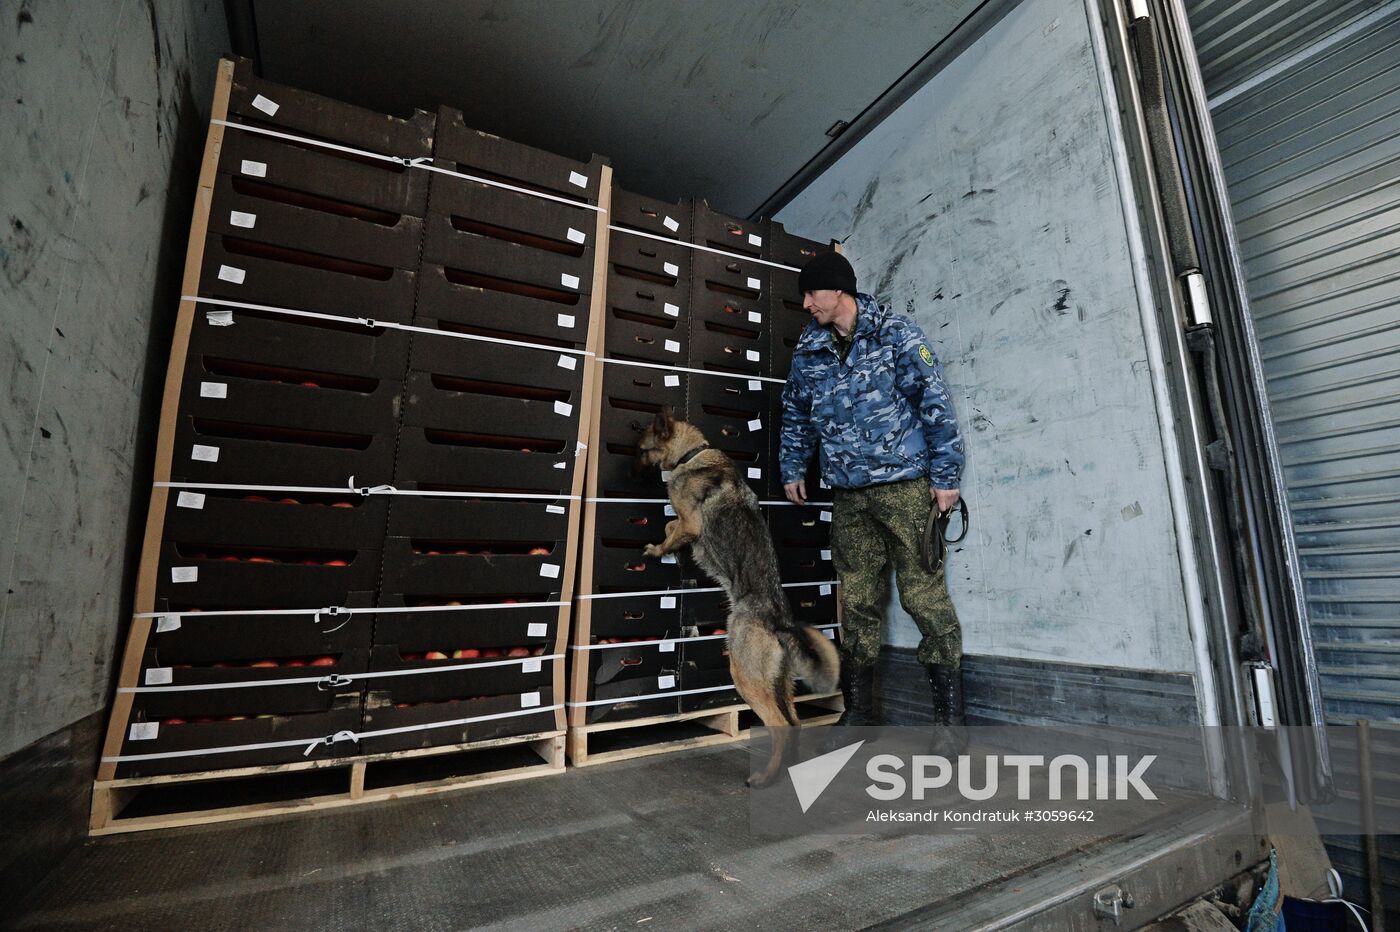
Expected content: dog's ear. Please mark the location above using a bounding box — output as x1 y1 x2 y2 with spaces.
653 406 675 441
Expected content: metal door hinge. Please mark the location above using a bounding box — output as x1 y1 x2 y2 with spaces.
1093 884 1136 924
1128 0 1151 21
1245 661 1278 728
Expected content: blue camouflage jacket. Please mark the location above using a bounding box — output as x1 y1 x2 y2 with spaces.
779 294 964 490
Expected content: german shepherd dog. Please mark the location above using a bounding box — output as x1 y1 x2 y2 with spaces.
636 407 841 787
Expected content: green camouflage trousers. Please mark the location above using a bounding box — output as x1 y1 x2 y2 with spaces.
832 478 962 668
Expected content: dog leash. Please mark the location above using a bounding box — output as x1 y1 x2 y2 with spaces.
922 498 970 574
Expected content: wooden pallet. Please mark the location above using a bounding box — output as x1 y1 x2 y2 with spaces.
566 691 843 767
91 730 565 835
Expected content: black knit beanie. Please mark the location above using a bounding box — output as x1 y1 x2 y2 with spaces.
797 251 857 296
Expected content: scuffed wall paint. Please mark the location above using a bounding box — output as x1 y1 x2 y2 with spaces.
0 0 228 758
777 0 1196 673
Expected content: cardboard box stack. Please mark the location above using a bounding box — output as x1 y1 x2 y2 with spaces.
568 198 841 748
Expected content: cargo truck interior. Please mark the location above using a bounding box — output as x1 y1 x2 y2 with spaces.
4 0 1393 927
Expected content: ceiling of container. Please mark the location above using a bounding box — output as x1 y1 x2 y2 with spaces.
249 0 983 217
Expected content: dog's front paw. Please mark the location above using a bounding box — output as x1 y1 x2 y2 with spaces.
642 543 663 558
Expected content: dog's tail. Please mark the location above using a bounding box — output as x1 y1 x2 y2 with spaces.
788 624 841 695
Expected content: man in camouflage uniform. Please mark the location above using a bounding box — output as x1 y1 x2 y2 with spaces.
779 251 966 731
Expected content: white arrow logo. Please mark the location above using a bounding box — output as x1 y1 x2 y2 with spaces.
788 740 865 813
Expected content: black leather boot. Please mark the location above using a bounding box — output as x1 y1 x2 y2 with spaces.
927 662 968 754
836 662 878 726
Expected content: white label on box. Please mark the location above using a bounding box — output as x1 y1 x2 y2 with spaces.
664 340 680 353
663 215 680 232
229 210 257 229
557 313 576 329
660 470 671 482
746 350 761 362
825 628 837 639
820 583 833 596
748 380 761 391
748 233 763 247
520 691 542 708
566 227 586 244
660 554 676 564
748 311 762 324
664 374 680 388
546 504 566 514
145 667 173 686
200 381 227 399
746 276 761 291
820 510 832 522
663 504 676 516
747 418 763 431
539 563 561 579
191 444 220 462
554 401 573 417
658 675 676 690
522 658 542 673
659 640 676 652
660 596 676 609
527 622 548 637
217 264 246 284
557 354 577 371
568 171 589 188
553 461 567 470
171 566 198 583
663 262 680 277
663 302 680 317
821 549 832 561
240 159 267 177
747 467 762 479
251 93 280 115
560 273 580 290
176 491 206 510
129 722 159 741
156 615 181 632
206 310 235 327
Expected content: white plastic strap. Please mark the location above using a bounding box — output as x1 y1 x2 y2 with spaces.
185 297 595 359
102 703 563 763
215 119 604 214
570 623 836 652
407 158 605 213
566 684 735 708
154 480 578 503
134 599 567 621
608 225 800 272
598 355 784 385
577 586 721 601
117 654 564 694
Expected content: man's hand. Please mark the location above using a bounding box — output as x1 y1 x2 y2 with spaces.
784 480 807 505
932 487 961 514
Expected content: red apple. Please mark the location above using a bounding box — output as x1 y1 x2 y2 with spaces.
528 547 550 556
324 559 348 567
309 655 337 667
284 658 307 667
300 381 320 388
164 717 187 726
452 648 480 659
482 648 503 658
424 650 448 661
243 495 270 503
251 659 278 668
247 556 275 564
507 647 530 658
279 497 300 505
330 501 354 509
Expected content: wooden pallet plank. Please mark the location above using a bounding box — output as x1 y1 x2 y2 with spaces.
91 730 566 835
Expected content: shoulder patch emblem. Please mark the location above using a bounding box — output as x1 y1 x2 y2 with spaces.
918 345 935 367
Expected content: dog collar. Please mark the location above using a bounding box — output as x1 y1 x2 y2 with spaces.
674 444 711 467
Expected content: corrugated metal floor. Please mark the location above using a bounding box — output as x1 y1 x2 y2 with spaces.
15 741 1204 931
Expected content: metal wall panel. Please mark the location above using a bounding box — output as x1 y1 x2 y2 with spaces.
1194 4 1400 726
1186 1 1400 918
